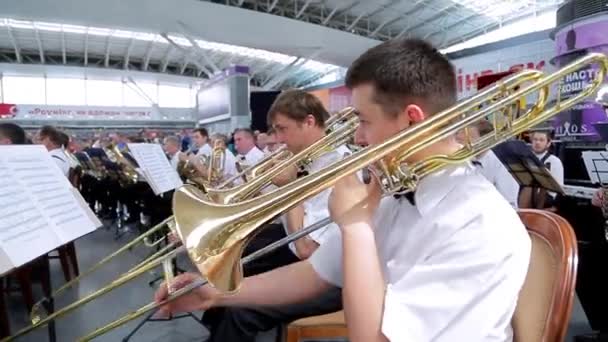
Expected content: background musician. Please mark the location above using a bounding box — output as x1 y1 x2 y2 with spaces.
162 135 184 171
155 38 531 342
233 128 265 166
0 123 26 145
519 130 564 210
37 125 70 177
199 89 345 342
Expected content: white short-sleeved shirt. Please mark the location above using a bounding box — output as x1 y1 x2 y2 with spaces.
196 144 213 158
283 144 352 257
237 146 265 166
49 148 70 177
475 150 520 208
310 163 531 342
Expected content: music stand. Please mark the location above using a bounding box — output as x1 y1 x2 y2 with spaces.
491 140 563 193
581 150 608 186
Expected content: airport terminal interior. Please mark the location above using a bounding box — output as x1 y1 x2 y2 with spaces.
2 0 608 341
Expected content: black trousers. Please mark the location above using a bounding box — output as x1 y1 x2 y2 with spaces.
203 223 343 342
209 287 343 342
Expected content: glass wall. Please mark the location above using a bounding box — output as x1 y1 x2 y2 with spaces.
0 75 196 108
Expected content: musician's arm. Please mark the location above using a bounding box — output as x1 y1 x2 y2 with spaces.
285 205 319 259
342 222 388 342
218 260 330 307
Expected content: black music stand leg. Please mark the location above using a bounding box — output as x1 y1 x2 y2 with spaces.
121 310 206 342
43 298 56 342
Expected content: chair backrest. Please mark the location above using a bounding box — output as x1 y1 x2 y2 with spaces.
512 209 578 342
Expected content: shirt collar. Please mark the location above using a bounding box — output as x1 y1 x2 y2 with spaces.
407 163 475 217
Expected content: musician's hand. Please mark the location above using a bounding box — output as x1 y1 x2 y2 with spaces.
329 172 381 228
167 232 182 245
154 272 219 317
178 153 188 162
592 189 603 207
272 164 298 187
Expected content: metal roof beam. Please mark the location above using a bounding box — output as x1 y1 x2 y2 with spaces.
104 34 112 68
263 49 321 89
142 39 155 71
161 45 174 73
84 28 89 66
176 22 220 73
61 28 67 64
6 25 21 63
371 0 429 36
124 37 135 69
322 0 361 25
296 0 314 19
425 12 479 41
267 0 280 12
33 24 45 63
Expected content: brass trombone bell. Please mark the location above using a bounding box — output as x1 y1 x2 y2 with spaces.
173 52 608 293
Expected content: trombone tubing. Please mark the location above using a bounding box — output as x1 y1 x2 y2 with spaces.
0 245 186 342
28 216 174 322
76 217 333 342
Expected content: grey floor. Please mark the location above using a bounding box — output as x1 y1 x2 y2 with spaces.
5 221 595 342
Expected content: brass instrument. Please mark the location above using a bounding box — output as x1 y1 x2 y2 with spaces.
204 108 358 204
27 217 176 325
103 145 140 185
219 146 292 187
6 53 606 342
178 140 226 189
172 53 607 293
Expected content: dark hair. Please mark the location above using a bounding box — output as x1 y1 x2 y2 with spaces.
233 128 255 138
530 130 553 140
267 89 329 128
0 123 26 144
193 128 209 138
345 38 456 117
39 125 64 147
58 132 70 148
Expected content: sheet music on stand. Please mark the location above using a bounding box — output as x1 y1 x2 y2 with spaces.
581 150 608 185
127 143 183 195
491 140 564 193
0 145 102 275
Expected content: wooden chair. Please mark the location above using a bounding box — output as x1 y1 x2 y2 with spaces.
283 209 578 342
512 209 578 342
285 310 347 342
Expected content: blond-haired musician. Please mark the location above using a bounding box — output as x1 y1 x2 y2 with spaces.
156 38 530 342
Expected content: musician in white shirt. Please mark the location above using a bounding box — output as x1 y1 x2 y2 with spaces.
38 125 70 177
456 120 520 208
162 135 184 170
209 133 239 182
233 128 265 166
156 38 531 342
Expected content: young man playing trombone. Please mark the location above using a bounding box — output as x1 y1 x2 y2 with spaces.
200 89 348 342
156 38 531 342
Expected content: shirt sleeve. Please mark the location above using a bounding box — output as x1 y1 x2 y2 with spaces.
302 188 336 245
308 227 343 287
494 161 520 208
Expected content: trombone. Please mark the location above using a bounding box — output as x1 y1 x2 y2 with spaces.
174 53 605 293
6 53 606 342
64 52 608 342
27 217 177 325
